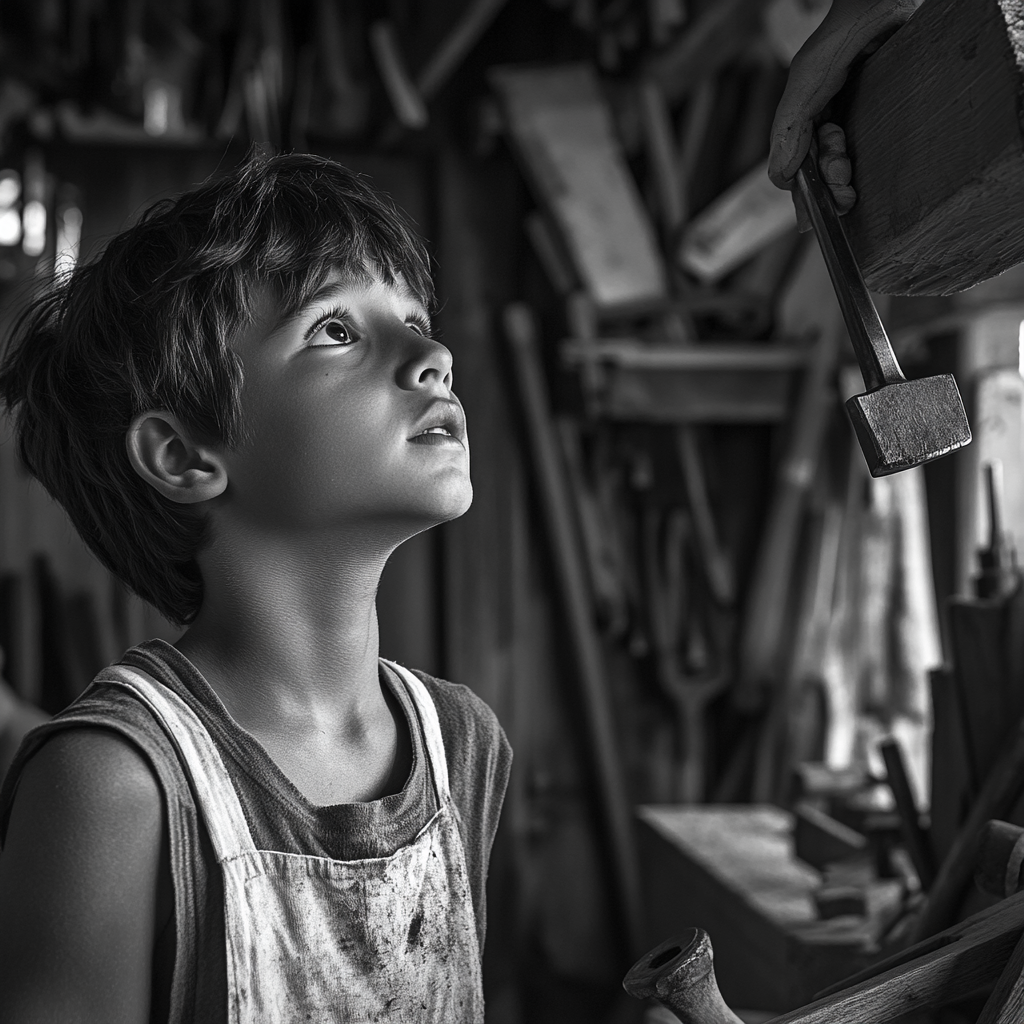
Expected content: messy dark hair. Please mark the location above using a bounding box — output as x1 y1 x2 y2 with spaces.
0 152 433 626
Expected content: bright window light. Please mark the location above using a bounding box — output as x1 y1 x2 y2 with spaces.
144 84 170 136
0 208 20 246
0 171 20 208
22 199 46 256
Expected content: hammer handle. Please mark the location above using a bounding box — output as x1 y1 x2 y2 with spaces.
795 151 904 392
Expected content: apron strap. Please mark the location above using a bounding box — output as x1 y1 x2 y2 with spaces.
381 661 451 804
95 665 256 862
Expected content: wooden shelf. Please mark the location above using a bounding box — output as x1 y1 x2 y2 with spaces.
561 338 808 423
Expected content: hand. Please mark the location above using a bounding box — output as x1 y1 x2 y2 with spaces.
795 122 856 232
769 0 923 226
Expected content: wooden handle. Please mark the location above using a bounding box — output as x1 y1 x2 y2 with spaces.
623 929 744 1024
795 149 904 392
976 820 1024 899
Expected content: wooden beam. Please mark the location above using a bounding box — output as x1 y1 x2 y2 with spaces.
841 0 1024 295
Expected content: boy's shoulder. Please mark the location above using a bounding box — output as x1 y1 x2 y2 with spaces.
399 667 512 786
404 667 509 756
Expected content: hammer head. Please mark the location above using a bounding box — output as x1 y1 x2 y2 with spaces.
846 373 971 477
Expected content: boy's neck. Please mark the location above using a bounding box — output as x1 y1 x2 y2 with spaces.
174 534 391 734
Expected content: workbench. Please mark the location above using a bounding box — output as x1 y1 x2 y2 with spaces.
637 805 903 1013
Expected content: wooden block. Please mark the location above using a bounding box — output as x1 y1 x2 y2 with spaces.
637 805 899 1011
490 63 668 310
793 802 869 870
841 0 1024 295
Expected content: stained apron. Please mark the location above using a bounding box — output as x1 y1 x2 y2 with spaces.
97 659 484 1024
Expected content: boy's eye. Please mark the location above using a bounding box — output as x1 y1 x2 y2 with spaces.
406 315 433 338
307 316 357 347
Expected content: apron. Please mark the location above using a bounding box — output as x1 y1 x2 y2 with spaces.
96 660 484 1024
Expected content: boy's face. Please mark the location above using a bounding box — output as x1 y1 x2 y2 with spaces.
217 268 471 544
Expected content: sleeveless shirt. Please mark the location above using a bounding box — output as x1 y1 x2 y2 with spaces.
0 640 512 1024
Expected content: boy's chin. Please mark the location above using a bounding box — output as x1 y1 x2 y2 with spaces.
389 484 473 533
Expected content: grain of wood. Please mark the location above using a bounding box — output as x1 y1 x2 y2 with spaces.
842 0 1024 295
977 928 1024 1024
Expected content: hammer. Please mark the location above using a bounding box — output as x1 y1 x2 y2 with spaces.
794 149 971 478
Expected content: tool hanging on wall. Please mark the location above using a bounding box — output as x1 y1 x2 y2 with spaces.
503 301 644 963
795 143 971 477
642 505 730 803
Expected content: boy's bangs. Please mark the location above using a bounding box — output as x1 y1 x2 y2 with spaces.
215 159 434 321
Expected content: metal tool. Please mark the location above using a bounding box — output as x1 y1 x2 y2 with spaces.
795 150 971 477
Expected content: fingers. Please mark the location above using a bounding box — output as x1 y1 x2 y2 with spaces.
817 122 857 214
769 0 919 187
769 116 813 191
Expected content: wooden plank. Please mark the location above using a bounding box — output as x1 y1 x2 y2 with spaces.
560 340 805 422
679 160 796 283
841 0 1024 295
490 63 668 310
978 928 1024 1024
561 339 806 371
768 892 1024 1023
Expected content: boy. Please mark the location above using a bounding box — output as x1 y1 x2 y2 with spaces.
0 152 511 1023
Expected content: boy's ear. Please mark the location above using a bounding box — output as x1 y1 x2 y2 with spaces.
126 411 228 505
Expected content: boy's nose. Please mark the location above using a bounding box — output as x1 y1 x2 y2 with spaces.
398 331 454 392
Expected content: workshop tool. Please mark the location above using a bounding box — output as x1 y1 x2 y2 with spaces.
643 506 729 803
503 301 644 962
795 148 971 477
912 718 1024 942
880 737 934 890
625 889 1024 1023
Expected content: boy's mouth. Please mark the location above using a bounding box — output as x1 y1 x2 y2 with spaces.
409 399 467 447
